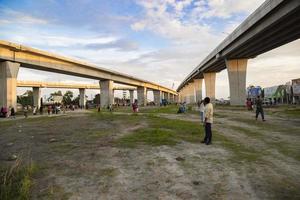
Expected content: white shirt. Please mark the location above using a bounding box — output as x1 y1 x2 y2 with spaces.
204 103 213 124
199 103 205 112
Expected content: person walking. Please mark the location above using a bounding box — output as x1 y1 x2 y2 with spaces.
10 106 16 119
255 96 265 121
47 105 51 115
23 106 28 118
202 97 213 145
132 100 138 113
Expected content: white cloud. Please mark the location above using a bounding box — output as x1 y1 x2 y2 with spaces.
2 1 298 101
0 8 48 25
192 0 265 19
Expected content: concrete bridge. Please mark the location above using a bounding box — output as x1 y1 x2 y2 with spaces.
16 80 137 108
177 0 300 105
0 41 177 110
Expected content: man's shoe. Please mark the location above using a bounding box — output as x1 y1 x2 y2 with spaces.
206 142 211 145
263 119 266 122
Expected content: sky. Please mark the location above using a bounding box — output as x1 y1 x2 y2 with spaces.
0 0 299 100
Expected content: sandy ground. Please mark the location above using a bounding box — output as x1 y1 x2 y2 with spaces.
0 107 299 200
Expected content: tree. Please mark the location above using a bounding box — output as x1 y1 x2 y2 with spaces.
63 90 74 105
17 90 33 106
93 94 100 105
72 95 80 105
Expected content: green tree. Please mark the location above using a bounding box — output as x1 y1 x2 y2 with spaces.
93 94 100 105
17 90 33 106
63 90 74 105
72 95 80 105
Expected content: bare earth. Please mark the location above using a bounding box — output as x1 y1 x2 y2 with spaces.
0 106 299 200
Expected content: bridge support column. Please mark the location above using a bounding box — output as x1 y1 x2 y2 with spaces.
129 90 134 104
166 93 170 103
169 94 174 103
204 72 216 102
188 83 195 104
194 79 203 103
137 86 147 106
99 80 114 108
153 90 162 106
79 88 86 108
174 94 178 103
0 61 20 111
33 87 41 109
226 59 248 106
182 86 188 103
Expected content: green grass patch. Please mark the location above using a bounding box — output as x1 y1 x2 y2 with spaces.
228 124 300 161
228 125 262 138
85 130 111 139
50 142 79 153
98 168 117 177
117 128 178 147
39 185 71 200
0 159 39 200
117 116 204 147
138 105 179 114
214 133 262 162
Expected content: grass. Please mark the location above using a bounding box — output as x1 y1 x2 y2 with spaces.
214 133 262 162
50 142 79 153
227 122 300 161
39 185 71 200
117 128 178 147
117 115 205 148
98 168 117 177
0 159 38 200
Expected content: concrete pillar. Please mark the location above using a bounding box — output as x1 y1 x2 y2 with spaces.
226 59 248 106
129 90 134 104
169 94 174 103
174 95 178 103
79 88 86 108
194 79 203 103
0 61 20 111
33 87 41 109
137 86 147 106
182 86 188 103
187 83 195 104
99 80 114 108
204 72 216 102
153 90 162 106
166 93 170 103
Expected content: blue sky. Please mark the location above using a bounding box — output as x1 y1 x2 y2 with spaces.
1 0 299 99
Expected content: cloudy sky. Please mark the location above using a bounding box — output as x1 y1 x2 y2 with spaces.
0 0 299 100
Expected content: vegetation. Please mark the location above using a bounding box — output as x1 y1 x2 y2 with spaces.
117 115 203 147
17 90 33 106
0 159 38 200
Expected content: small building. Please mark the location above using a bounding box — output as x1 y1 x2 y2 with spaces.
292 78 300 104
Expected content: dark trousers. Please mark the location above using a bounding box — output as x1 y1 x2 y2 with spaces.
256 108 264 120
204 123 212 144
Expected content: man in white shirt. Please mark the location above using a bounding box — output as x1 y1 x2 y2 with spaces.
201 97 213 145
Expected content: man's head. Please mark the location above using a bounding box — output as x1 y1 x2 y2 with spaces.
257 95 260 99
204 97 210 105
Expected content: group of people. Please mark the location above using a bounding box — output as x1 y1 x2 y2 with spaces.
196 95 265 145
0 106 16 118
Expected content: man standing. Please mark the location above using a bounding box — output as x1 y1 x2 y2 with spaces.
202 97 213 145
255 96 265 121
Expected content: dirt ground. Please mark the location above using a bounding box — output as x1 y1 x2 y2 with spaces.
0 106 299 200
